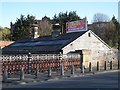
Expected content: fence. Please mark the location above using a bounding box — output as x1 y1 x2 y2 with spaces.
1 53 119 83
2 53 81 75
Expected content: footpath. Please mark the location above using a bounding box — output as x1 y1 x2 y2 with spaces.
2 68 120 89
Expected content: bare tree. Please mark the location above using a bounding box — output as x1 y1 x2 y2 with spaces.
93 13 110 23
92 13 116 46
94 21 116 46
39 19 53 36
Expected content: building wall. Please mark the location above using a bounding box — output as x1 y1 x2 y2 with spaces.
62 30 111 66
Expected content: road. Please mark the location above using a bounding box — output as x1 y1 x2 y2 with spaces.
4 71 120 89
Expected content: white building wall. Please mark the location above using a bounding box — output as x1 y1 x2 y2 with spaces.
62 30 111 66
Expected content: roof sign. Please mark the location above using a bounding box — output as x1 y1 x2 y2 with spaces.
66 18 87 33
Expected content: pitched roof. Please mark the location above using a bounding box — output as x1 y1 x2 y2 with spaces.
0 41 14 48
2 31 87 54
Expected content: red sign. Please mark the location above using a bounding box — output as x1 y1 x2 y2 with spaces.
66 18 87 33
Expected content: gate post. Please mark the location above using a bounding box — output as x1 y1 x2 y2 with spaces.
110 61 112 70
3 68 8 82
20 67 24 80
48 66 51 77
35 67 39 78
28 52 32 74
59 53 64 76
81 63 84 73
89 62 92 72
118 60 120 69
60 63 64 76
97 61 100 71
71 64 74 75
79 50 84 73
104 61 107 70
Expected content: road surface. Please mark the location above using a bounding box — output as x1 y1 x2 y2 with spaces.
4 71 120 89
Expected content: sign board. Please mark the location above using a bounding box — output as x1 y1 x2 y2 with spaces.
66 18 87 33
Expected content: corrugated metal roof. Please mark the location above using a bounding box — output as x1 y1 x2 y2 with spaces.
2 31 87 54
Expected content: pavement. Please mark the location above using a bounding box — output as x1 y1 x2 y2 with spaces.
8 70 120 89
1 68 120 89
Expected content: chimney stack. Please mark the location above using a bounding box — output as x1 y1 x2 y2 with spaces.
52 23 61 38
32 24 39 39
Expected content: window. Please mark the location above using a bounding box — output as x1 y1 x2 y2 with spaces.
88 33 91 37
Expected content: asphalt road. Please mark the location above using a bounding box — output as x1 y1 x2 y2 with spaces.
11 71 119 89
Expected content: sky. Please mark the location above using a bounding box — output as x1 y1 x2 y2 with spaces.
1 0 119 28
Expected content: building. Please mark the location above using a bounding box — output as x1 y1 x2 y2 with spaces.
4 18 118 68
2 29 112 67
0 41 14 49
